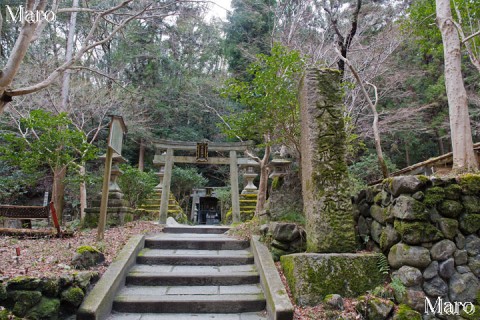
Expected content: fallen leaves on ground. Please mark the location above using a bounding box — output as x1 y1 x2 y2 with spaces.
0 221 161 280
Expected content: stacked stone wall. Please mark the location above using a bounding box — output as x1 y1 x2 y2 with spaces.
0 272 97 319
353 174 480 313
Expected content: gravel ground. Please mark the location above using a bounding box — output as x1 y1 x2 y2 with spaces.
0 221 162 280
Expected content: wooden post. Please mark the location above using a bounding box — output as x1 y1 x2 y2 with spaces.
97 146 113 241
230 150 240 223
49 201 61 236
159 148 174 224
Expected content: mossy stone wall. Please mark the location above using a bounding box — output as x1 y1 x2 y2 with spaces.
0 272 97 319
299 68 356 253
353 174 480 312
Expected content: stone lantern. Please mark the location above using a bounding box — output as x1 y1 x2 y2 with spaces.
268 158 291 178
239 158 260 194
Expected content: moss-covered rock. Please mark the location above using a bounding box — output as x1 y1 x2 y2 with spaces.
0 283 6 301
9 290 42 317
390 176 424 197
60 286 84 308
393 304 422 320
379 224 400 251
7 276 41 290
458 173 480 195
423 187 445 207
0 309 21 320
437 218 459 240
459 214 480 234
280 253 385 306
355 295 394 320
371 205 394 224
39 278 60 297
462 195 480 214
460 304 480 320
392 195 428 221
72 246 105 269
388 243 431 269
437 200 464 218
25 297 60 320
394 220 443 245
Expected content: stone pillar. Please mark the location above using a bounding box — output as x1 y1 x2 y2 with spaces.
159 148 173 224
230 150 241 223
299 68 356 253
154 164 165 192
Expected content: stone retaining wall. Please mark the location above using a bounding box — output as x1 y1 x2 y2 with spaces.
0 272 98 319
353 174 480 312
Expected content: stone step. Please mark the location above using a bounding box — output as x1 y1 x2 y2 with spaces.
113 285 266 313
163 225 230 234
108 311 267 320
126 264 260 286
145 237 248 250
137 248 254 266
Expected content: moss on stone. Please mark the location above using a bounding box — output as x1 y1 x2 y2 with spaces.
459 174 480 195
416 175 430 184
281 253 385 306
444 184 462 200
394 220 443 245
7 276 41 290
76 245 100 254
9 290 42 317
26 297 60 320
437 200 464 218
459 214 480 234
0 284 6 301
373 192 382 204
423 187 445 207
60 286 84 308
460 304 480 320
393 304 421 320
39 279 60 297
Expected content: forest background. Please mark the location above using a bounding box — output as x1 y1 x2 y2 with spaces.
0 0 479 222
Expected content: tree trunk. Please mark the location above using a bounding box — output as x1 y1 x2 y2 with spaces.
79 165 87 223
255 145 271 215
436 0 478 172
372 105 389 178
52 165 67 224
436 130 445 155
138 139 145 172
405 140 410 167
61 0 79 110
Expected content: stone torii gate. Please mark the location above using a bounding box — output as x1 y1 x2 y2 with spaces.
153 139 254 224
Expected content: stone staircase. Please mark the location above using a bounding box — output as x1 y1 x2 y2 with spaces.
137 191 188 223
107 226 267 319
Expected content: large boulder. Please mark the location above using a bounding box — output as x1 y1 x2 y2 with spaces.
390 176 424 197
371 205 394 224
280 253 385 306
388 243 431 269
394 287 426 312
271 222 300 243
465 235 480 256
379 224 400 251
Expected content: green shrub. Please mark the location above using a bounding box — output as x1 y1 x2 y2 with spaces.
118 165 157 208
